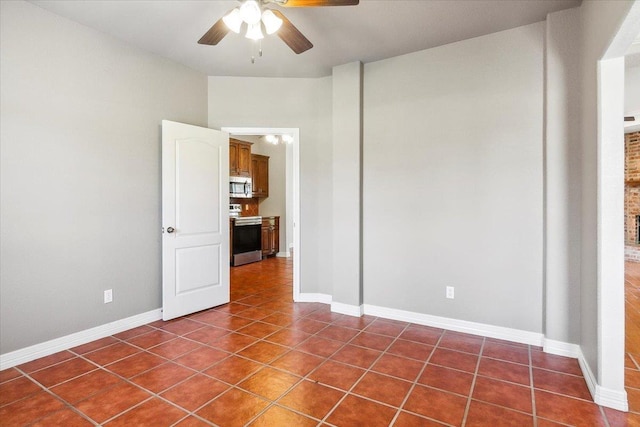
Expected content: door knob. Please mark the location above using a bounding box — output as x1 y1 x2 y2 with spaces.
167 227 175 233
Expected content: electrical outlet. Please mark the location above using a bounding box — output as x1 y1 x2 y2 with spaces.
104 289 113 304
446 286 455 299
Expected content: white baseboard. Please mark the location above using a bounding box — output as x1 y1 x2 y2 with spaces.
544 338 628 411
2 295 628 412
362 305 627 410
575 348 629 411
293 298 543 346
594 385 629 411
363 304 544 346
276 251 291 258
331 302 364 317
295 293 332 304
543 338 582 358
578 351 598 403
0 309 162 371
295 293 363 317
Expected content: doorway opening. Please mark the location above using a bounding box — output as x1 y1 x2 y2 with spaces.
222 127 301 303
624 67 640 413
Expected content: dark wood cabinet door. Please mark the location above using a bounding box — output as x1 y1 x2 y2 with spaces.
261 225 271 257
251 154 269 198
229 139 252 177
229 142 238 175
237 143 251 177
271 223 279 255
258 156 268 197
251 157 259 196
260 217 279 257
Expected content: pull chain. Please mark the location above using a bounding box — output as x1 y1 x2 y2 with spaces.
250 40 263 64
251 41 256 63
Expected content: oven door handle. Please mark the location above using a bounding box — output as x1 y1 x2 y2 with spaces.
234 217 262 226
245 182 250 197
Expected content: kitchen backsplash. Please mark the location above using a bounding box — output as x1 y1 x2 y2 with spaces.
230 197 259 216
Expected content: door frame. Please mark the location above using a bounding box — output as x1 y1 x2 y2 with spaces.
222 127 301 301
596 2 640 410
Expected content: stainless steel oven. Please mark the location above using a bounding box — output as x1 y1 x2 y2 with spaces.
230 176 252 198
232 216 262 266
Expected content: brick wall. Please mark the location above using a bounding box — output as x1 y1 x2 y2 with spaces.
625 132 640 261
627 132 640 183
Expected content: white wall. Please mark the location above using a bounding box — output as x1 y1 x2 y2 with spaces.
0 1 208 353
332 62 363 311
208 76 333 295
626 65 640 113
250 138 288 253
362 23 545 332
626 65 640 133
545 7 582 345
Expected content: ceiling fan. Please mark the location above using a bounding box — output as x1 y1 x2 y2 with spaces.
198 0 359 56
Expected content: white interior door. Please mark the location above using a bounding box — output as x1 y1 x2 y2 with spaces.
162 120 229 321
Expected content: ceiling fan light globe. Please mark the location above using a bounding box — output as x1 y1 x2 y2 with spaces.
245 23 264 40
240 0 262 25
262 10 283 34
222 8 243 33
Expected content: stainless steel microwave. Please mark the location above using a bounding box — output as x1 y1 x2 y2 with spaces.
230 176 252 198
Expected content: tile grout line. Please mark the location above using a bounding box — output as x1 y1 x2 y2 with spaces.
11 319 583 427
192 312 309 424
295 325 479 425
246 314 375 426
69 346 208 426
288 317 410 424
600 404 613 427
315 317 410 426
197 314 481 426
22 304 287 426
459 337 485 426
387 325 445 426
228 307 335 427
6 259 630 425
1 260 295 426
529 344 538 427
193 299 335 426
7 365 101 427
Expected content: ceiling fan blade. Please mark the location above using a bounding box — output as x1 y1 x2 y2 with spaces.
278 0 359 6
272 10 313 54
198 15 230 45
625 116 636 122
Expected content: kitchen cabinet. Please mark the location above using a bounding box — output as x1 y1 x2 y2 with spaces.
251 154 269 198
261 216 279 258
229 139 251 177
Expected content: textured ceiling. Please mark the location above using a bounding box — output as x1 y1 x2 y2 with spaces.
30 0 582 78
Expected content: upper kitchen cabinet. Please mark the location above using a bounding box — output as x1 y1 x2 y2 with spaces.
251 154 269 198
229 138 252 177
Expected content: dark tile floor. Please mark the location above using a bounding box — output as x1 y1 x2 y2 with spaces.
0 257 634 426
